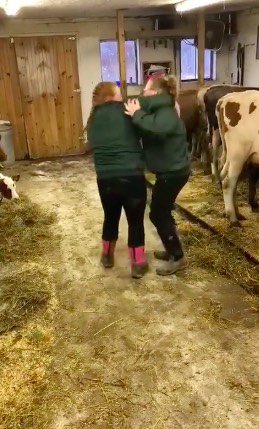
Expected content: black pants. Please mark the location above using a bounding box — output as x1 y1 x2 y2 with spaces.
97 175 147 248
150 173 189 261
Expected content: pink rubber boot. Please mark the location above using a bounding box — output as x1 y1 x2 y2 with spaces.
129 246 149 279
101 240 116 268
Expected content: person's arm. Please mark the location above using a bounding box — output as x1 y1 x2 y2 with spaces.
132 108 179 136
175 101 180 117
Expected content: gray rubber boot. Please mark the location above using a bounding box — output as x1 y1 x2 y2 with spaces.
156 257 187 276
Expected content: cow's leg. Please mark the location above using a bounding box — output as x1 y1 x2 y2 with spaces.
211 129 221 183
200 135 205 163
191 132 200 160
234 194 246 221
202 132 212 175
222 160 243 227
187 131 193 155
195 129 201 159
248 165 259 212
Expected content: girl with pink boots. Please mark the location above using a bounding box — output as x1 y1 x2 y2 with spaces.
86 82 148 279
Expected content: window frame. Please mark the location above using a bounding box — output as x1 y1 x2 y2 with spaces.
99 39 139 86
180 38 216 82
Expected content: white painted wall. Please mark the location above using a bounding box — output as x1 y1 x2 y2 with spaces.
0 17 229 127
216 41 231 84
229 8 259 87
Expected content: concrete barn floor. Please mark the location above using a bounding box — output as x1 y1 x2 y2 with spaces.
9 157 259 429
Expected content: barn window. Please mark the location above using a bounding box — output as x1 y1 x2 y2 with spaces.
180 38 216 81
100 40 139 85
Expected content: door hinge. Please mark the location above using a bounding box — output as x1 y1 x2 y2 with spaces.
74 89 81 93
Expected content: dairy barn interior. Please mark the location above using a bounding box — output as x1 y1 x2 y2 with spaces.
1 0 259 428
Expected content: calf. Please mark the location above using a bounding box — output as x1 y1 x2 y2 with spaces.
216 90 259 226
204 84 259 182
0 173 20 201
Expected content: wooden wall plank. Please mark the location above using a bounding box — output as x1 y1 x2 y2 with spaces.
27 38 41 158
47 36 60 156
0 38 28 160
55 36 72 155
0 45 9 120
15 38 37 158
69 37 84 153
52 37 67 155
63 36 84 154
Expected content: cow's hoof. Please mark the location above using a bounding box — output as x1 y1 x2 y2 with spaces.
236 213 246 221
230 221 242 228
252 206 259 213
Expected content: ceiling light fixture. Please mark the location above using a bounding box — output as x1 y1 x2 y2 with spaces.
4 2 21 15
0 0 41 16
175 0 225 13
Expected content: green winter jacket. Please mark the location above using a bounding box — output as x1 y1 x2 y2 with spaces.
87 101 145 179
132 94 190 177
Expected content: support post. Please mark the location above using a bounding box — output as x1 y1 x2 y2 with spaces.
197 11 205 87
116 9 127 99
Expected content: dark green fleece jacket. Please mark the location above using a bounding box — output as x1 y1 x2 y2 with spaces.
132 94 190 176
87 101 144 179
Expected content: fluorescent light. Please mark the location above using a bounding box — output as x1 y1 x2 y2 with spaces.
1 0 41 16
176 0 224 12
4 3 21 15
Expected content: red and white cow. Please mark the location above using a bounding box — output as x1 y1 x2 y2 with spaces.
216 90 259 226
197 84 240 176
0 173 20 201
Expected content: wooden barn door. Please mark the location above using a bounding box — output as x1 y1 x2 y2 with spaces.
0 38 28 159
14 36 84 158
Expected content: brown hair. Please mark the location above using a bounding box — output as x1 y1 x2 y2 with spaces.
149 74 179 100
86 81 117 130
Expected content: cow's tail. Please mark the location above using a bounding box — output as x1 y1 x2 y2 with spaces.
216 98 228 178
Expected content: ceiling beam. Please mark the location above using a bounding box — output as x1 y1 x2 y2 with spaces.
125 27 197 40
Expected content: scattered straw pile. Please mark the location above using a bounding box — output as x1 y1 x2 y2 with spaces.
178 215 259 295
0 265 52 334
0 194 59 428
0 194 56 263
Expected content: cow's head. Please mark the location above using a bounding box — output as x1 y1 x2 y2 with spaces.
0 174 20 200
